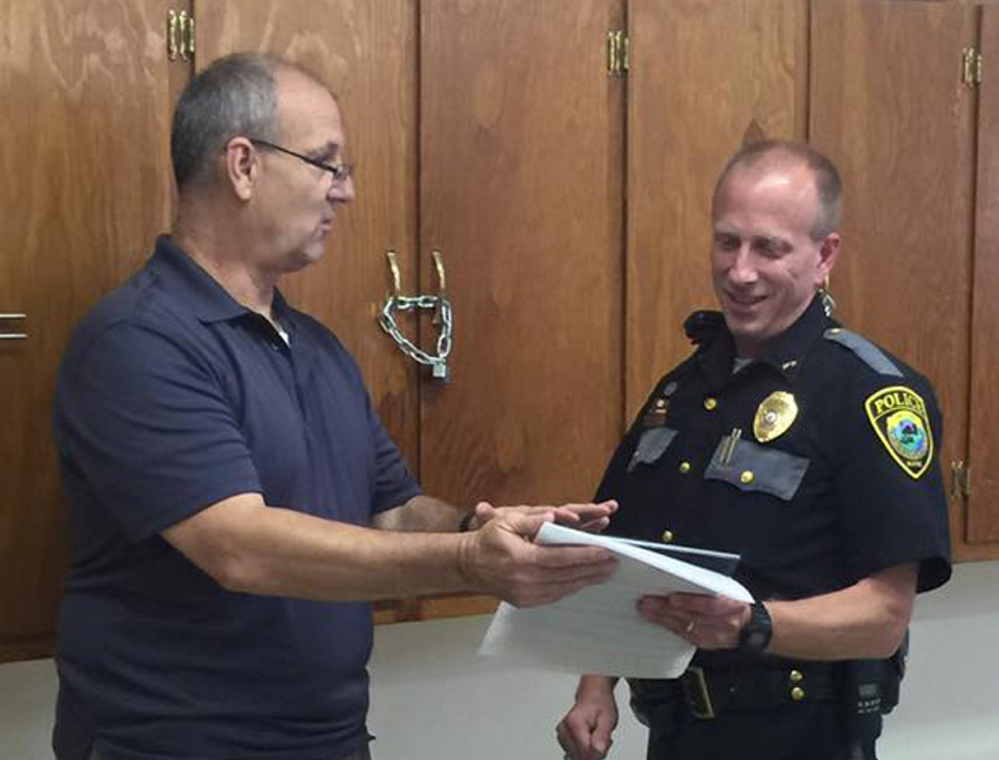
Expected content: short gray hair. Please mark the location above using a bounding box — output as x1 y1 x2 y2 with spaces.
170 53 283 191
713 139 843 241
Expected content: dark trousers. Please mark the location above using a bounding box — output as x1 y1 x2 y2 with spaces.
645 703 877 760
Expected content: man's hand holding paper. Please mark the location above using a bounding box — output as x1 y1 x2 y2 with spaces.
638 592 753 650
479 523 754 678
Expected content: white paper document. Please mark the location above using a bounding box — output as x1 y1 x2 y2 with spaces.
479 523 754 678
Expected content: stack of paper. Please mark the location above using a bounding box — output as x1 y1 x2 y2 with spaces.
479 523 754 678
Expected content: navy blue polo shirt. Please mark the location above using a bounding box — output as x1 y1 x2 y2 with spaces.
52 236 420 760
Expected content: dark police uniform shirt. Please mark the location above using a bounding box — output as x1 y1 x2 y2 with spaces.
52 236 421 760
598 296 951 646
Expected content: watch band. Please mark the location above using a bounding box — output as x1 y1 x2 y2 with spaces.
737 602 773 653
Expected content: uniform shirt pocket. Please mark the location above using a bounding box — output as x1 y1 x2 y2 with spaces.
627 427 680 472
704 437 810 501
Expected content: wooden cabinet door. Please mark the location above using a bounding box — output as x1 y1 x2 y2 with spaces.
419 0 624 508
194 0 420 467
966 6 999 552
626 0 808 420
809 0 977 559
0 0 184 662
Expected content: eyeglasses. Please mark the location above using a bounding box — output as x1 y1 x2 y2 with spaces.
249 138 354 182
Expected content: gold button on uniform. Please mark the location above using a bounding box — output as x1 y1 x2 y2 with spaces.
789 669 804 683
661 530 674 544
703 397 718 411
790 686 806 701
679 461 692 474
740 470 754 484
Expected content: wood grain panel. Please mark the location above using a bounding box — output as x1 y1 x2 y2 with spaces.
809 0 976 560
373 593 497 625
419 0 624 507
966 6 999 550
0 0 183 662
195 0 420 467
627 0 808 421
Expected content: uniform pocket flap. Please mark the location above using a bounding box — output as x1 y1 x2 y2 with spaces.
627 427 679 472
704 438 809 500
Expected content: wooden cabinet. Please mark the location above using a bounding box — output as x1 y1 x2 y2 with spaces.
626 0 809 418
196 0 626 510
629 0 999 562
2 0 629 654
0 0 189 662
4 0 999 663
809 0 998 561
966 7 999 553
418 0 623 510
195 0 422 470
196 0 625 622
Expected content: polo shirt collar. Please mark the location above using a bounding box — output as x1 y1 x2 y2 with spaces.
148 235 293 328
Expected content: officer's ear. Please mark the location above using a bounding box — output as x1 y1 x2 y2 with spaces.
816 232 841 283
221 136 258 202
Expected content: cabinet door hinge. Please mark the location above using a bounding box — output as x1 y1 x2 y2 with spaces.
951 460 972 499
167 9 195 62
962 47 983 88
607 30 629 78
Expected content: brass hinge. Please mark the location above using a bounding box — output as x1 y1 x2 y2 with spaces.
167 9 195 62
951 460 972 499
607 30 629 77
962 47 983 88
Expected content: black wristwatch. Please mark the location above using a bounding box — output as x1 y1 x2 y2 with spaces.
737 602 773 653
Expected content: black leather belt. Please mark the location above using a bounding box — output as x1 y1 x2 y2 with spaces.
679 662 841 719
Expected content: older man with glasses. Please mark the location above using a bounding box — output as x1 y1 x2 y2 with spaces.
51 52 618 760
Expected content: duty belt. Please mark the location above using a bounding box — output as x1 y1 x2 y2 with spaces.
678 662 841 719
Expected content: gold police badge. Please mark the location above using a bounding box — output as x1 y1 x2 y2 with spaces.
864 386 933 479
753 391 798 443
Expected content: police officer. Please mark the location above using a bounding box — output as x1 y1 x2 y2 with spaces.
555 140 951 760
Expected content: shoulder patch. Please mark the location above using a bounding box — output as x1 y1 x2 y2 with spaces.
824 328 903 377
864 386 934 479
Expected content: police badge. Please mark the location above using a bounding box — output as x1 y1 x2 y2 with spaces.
864 386 934 479
753 391 798 443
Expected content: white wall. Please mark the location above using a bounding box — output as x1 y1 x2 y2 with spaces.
3 562 998 760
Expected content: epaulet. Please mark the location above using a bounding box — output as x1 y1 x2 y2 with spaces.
823 327 903 377
683 310 726 346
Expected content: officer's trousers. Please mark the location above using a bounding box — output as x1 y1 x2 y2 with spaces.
645 702 877 760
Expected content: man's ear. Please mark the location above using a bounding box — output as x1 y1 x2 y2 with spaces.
816 232 842 283
222 137 257 201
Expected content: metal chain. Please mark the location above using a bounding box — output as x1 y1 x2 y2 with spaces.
378 294 453 380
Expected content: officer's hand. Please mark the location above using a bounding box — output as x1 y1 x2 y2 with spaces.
637 593 752 650
557 676 618 760
460 511 617 607
470 500 617 534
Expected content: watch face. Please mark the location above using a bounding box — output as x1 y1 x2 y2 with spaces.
747 628 769 649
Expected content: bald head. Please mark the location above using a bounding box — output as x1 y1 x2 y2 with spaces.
713 140 843 241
